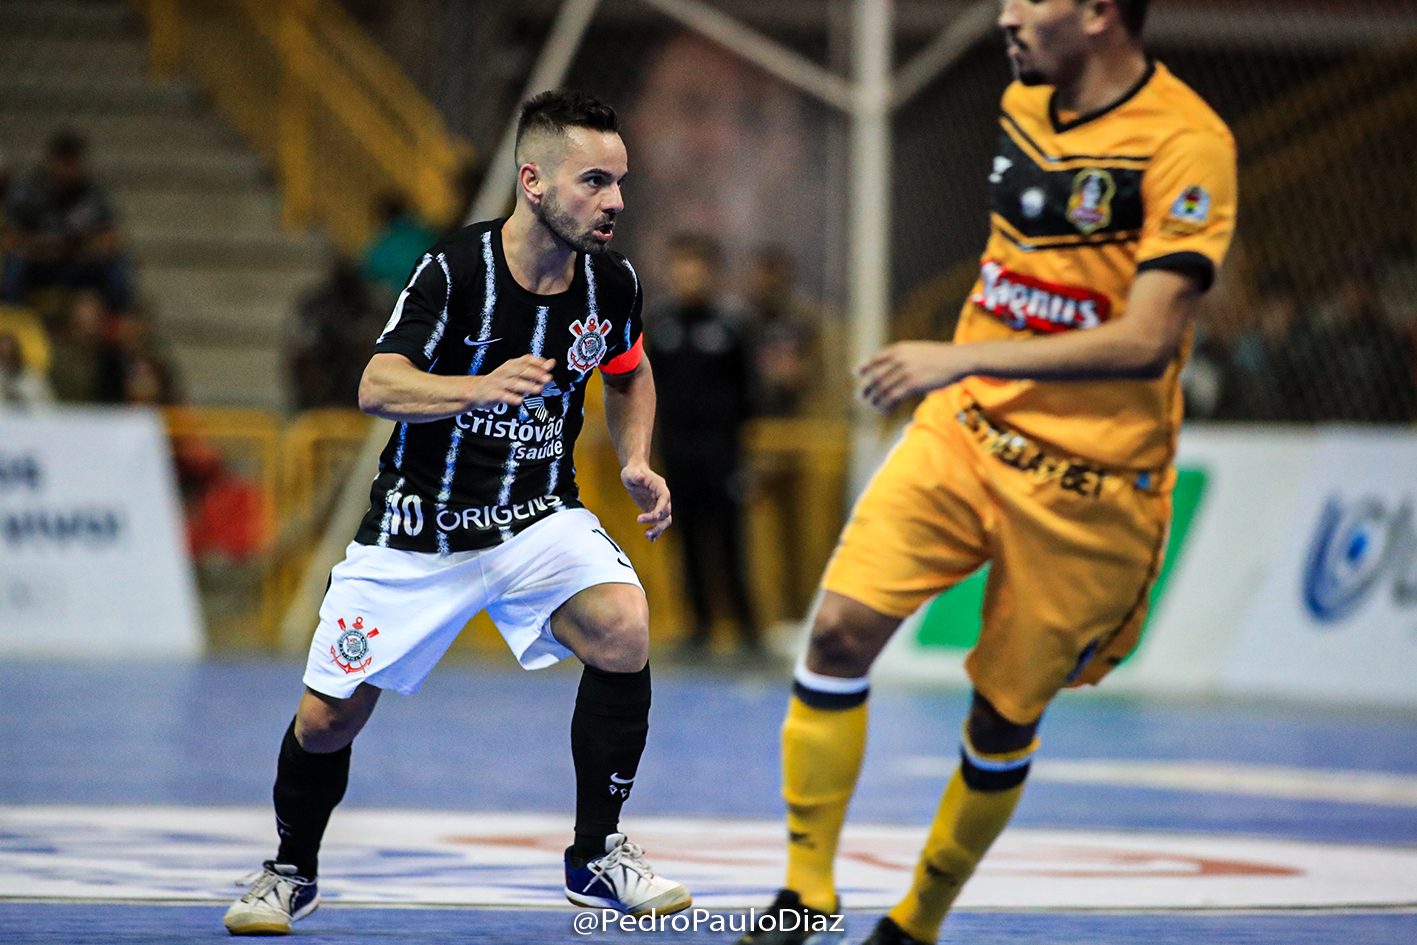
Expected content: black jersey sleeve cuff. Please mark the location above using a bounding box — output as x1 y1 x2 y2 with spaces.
1136 252 1216 292
372 341 433 372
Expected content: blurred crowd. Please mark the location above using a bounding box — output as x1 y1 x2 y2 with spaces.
0 130 176 411
1185 254 1417 424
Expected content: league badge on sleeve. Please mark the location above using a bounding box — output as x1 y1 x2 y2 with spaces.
567 314 613 373
1163 185 1212 234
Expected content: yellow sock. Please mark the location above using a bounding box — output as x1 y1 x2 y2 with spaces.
781 693 868 914
886 734 1036 942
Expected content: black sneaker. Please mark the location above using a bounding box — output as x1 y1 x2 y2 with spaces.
734 888 845 944
859 916 933 944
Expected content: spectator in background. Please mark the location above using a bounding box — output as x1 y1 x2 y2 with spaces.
2 129 132 312
0 330 51 406
359 191 438 304
47 289 124 403
289 255 383 409
1308 260 1417 423
746 246 818 418
444 156 489 238
648 234 757 656
1219 271 1315 421
0 146 11 214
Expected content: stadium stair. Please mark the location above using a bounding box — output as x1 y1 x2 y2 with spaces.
0 0 328 409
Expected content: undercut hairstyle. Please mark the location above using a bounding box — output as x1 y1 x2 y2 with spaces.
514 90 620 163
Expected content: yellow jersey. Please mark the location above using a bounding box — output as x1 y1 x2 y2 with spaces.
917 61 1237 472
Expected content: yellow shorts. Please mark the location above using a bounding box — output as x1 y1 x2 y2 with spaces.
823 386 1171 724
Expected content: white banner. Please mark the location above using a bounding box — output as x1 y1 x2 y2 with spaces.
1226 431 1417 703
0 408 203 656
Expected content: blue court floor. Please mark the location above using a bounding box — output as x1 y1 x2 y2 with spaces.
3 657 1416 943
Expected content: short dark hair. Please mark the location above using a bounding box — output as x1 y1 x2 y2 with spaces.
1111 0 1149 37
47 128 87 161
515 90 619 159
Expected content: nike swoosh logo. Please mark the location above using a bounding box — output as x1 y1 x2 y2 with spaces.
609 772 634 785
464 336 501 347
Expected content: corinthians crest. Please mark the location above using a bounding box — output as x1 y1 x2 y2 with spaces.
331 616 378 675
567 314 613 373
1066 168 1116 235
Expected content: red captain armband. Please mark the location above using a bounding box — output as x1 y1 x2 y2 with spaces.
600 335 643 375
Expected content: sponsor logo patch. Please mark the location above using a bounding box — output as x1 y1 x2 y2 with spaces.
972 260 1112 334
1066 168 1115 234
331 616 378 675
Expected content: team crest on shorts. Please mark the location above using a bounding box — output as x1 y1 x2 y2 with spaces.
331 616 379 675
1067 168 1116 235
567 314 613 373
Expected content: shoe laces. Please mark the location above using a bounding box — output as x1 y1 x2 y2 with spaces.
236 863 313 899
591 838 655 881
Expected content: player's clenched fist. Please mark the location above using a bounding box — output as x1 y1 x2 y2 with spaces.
469 355 555 410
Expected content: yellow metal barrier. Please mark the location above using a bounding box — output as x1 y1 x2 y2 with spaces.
131 0 472 249
165 405 849 654
163 406 284 648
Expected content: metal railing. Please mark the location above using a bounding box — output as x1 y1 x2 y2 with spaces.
165 406 849 651
133 0 472 249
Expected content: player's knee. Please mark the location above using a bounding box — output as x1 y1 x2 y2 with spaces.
965 690 1038 755
574 600 649 673
806 606 875 677
295 686 377 753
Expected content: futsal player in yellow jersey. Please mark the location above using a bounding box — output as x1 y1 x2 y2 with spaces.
738 2 1236 943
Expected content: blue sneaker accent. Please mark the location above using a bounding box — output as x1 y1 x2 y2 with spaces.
564 833 691 917
223 861 319 935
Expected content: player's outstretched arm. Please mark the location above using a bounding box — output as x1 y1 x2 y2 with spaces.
358 352 554 423
857 267 1205 412
602 356 671 542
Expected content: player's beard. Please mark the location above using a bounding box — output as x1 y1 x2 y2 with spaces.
537 187 611 255
1015 64 1049 86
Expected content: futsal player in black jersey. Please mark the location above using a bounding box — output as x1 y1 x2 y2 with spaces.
224 91 690 935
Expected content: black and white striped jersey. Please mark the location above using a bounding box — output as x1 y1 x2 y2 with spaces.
354 219 644 553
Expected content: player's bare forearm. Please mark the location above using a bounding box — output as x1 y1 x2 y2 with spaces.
859 268 1203 411
602 356 672 541
358 351 553 423
601 357 656 469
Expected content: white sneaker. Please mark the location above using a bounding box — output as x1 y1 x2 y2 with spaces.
564 833 692 917
222 861 319 936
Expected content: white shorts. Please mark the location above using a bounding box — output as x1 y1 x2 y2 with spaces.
302 507 643 698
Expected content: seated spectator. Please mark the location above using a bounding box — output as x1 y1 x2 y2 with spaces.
123 350 179 406
1219 271 1316 421
746 246 819 418
0 329 52 406
47 289 125 403
2 129 132 312
0 302 51 375
359 191 438 304
1308 260 1417 423
288 255 384 409
0 146 11 213
173 438 265 563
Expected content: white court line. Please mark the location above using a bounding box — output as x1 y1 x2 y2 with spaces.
4 808 1417 909
895 757 1417 808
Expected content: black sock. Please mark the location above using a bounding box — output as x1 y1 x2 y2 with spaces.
570 663 651 862
272 718 351 878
